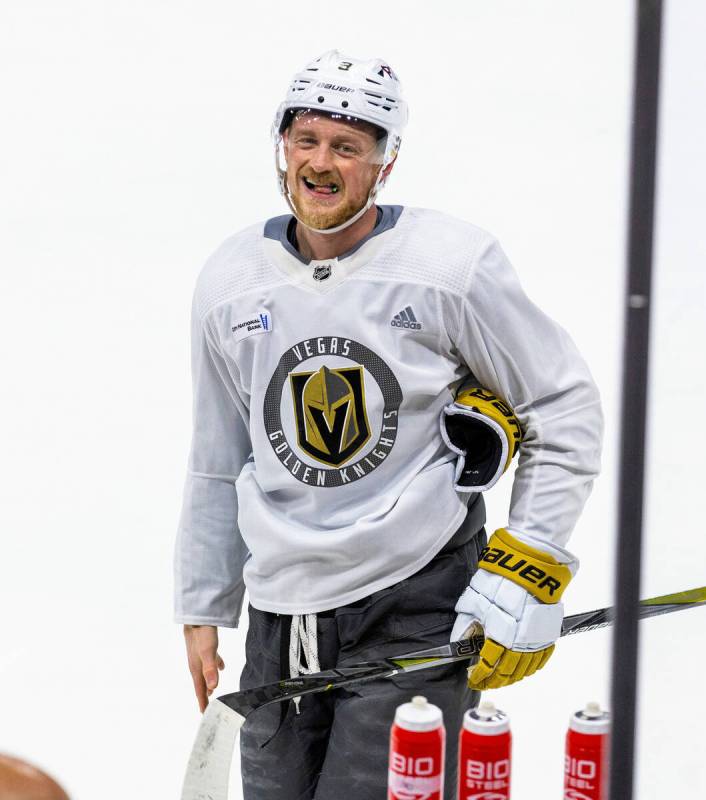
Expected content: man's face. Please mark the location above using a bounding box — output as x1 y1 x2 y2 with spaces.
283 112 383 230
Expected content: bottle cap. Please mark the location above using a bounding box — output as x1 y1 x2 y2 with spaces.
570 701 611 734
463 700 510 735
394 695 444 732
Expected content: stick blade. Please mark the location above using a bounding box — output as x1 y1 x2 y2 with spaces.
180 699 246 800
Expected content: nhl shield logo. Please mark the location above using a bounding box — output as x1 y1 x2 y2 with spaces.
312 264 332 282
289 365 370 466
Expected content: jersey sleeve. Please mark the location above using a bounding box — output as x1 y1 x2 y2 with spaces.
454 237 603 563
174 295 251 628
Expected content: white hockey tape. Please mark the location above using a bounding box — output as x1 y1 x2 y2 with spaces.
180 699 246 800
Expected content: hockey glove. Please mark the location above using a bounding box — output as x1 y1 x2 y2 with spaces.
451 528 576 690
441 381 522 492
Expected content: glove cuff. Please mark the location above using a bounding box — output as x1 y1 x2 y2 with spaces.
455 385 522 467
440 384 521 493
440 406 507 491
479 528 573 603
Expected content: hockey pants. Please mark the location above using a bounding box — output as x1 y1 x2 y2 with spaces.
239 526 486 800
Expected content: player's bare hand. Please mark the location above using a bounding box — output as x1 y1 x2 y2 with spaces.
183 624 226 712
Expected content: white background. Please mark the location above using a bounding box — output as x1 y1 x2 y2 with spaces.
1 1 704 797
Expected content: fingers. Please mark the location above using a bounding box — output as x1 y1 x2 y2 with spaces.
468 639 504 687
203 657 219 691
536 645 554 672
468 640 555 690
184 625 221 712
190 667 209 713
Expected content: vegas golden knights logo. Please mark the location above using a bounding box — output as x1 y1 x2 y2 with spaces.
289 365 371 466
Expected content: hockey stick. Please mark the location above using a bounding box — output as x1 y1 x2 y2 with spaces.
180 585 706 800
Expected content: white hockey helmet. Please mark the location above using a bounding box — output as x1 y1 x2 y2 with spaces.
272 50 408 234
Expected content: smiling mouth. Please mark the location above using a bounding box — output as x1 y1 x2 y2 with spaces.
302 177 340 195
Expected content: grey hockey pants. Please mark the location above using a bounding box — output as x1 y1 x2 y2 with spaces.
239 527 486 800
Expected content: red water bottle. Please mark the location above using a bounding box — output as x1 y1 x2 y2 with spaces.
388 695 445 800
564 701 610 800
457 700 511 799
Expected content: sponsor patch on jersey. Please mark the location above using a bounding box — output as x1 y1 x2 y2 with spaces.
231 312 271 342
263 337 403 487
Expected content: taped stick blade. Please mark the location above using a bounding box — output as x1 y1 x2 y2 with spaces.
181 699 246 800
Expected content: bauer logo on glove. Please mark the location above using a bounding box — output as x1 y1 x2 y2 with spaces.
440 377 522 492
478 529 572 602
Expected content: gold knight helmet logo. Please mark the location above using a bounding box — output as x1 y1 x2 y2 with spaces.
289 365 371 466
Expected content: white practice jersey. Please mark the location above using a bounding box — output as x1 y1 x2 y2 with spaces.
174 206 603 626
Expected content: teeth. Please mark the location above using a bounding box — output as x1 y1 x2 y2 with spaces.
304 177 338 192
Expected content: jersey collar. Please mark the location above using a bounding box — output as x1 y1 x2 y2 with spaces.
262 205 403 292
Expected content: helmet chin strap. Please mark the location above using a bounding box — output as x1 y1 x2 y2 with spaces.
283 164 386 236
275 140 387 234
287 191 376 236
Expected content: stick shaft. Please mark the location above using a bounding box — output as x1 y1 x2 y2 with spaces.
611 3 663 799
217 585 706 717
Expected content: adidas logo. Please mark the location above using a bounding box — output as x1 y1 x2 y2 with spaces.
390 306 422 331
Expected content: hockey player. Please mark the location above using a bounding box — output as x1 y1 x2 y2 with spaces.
175 51 603 798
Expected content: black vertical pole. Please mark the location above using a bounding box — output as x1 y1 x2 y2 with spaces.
609 2 663 800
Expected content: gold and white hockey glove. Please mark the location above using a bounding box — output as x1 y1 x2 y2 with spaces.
440 381 522 492
451 528 577 690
